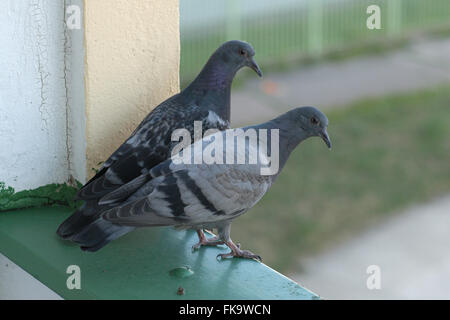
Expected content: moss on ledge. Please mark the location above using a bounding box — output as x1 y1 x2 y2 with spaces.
0 182 82 212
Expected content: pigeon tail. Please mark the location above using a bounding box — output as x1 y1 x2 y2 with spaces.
70 218 135 252
56 201 100 239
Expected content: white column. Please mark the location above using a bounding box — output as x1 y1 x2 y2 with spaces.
0 1 70 190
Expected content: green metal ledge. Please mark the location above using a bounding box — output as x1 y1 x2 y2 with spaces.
0 206 318 299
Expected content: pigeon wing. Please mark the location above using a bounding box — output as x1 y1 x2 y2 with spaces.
76 99 216 201
101 164 271 227
101 132 272 227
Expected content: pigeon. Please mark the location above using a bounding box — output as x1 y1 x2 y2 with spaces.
56 40 262 248
67 106 331 260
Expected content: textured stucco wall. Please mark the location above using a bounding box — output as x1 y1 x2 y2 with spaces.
83 0 180 176
0 0 69 191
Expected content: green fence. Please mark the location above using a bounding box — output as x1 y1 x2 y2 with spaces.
180 0 450 85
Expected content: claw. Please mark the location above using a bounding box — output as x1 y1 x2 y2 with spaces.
192 236 223 251
216 251 262 261
192 242 202 251
192 230 224 251
216 241 262 261
195 230 262 262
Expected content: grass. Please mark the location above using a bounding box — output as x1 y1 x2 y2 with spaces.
231 86 450 273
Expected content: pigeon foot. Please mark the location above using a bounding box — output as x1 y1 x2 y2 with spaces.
216 241 262 261
192 229 224 251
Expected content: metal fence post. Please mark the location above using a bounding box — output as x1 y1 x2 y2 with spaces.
226 0 241 41
308 0 323 55
387 0 402 36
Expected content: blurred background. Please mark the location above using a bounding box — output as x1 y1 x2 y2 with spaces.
180 0 450 299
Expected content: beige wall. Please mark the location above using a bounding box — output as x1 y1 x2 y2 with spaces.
83 0 180 176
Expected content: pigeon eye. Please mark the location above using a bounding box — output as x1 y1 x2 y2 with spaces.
310 117 319 125
239 49 246 56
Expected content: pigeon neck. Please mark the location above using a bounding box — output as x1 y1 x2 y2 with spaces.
280 129 309 170
192 58 238 90
183 59 238 120
257 117 311 172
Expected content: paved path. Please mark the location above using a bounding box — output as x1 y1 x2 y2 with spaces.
290 195 450 299
231 37 450 126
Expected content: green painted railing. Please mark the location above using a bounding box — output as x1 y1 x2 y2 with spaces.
0 206 318 299
180 0 450 84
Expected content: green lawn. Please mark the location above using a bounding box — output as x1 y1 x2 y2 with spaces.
231 86 450 273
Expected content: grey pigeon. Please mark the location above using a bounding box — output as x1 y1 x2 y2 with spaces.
68 107 331 260
57 40 262 250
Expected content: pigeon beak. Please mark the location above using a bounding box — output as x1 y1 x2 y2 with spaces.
320 128 332 150
248 57 263 77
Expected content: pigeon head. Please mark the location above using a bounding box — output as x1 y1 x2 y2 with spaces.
296 106 331 149
186 40 262 93
216 40 263 77
182 40 262 122
281 106 331 149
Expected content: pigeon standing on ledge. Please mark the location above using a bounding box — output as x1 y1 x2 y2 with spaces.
67 107 331 260
57 40 262 248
